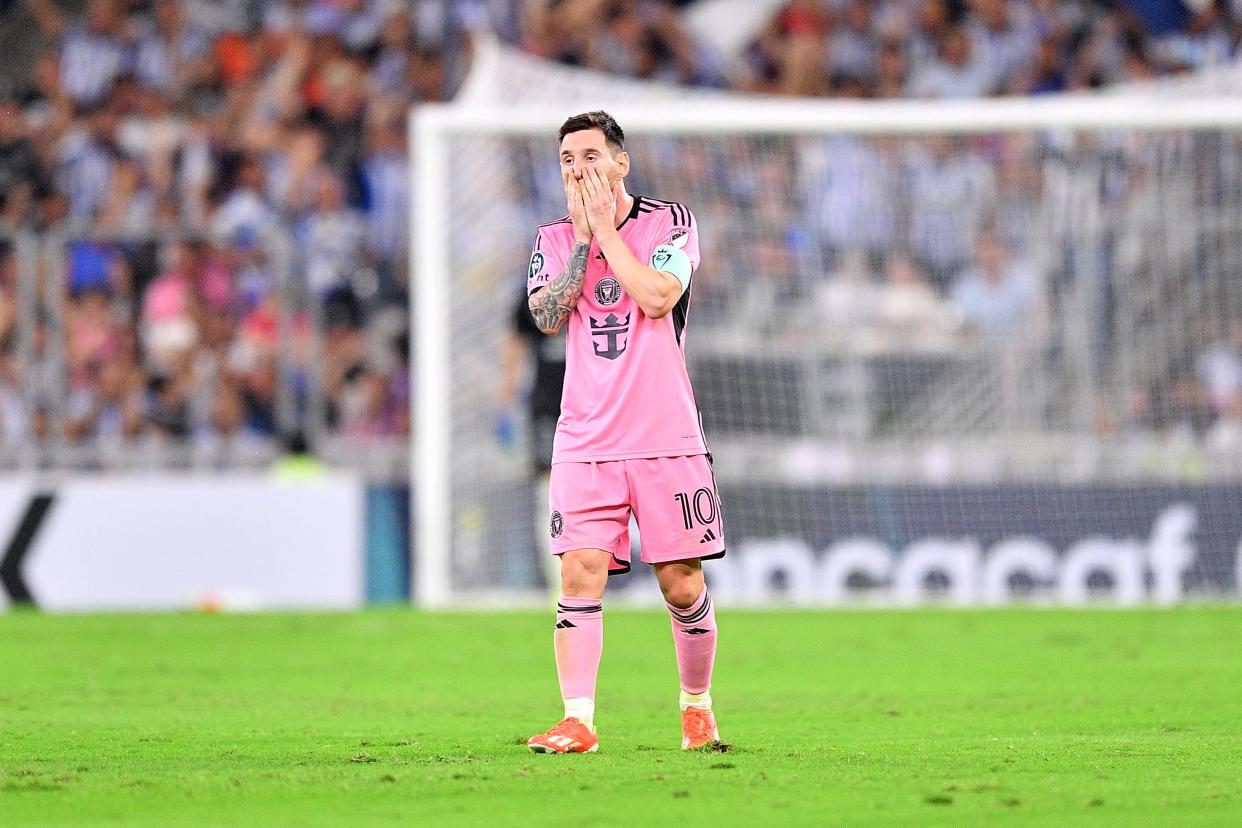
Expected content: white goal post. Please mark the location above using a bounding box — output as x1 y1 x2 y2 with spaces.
411 96 1242 608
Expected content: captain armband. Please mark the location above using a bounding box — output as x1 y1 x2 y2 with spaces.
649 245 691 291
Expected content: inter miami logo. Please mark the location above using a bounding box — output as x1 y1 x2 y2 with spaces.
528 252 544 280
669 227 690 248
590 313 630 360
549 510 564 539
595 277 621 306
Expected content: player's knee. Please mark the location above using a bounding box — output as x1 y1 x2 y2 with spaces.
660 575 703 609
559 550 609 597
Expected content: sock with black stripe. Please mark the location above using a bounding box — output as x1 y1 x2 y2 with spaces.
666 587 717 707
555 596 603 729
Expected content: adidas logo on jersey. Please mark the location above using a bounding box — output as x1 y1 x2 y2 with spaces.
699 529 717 544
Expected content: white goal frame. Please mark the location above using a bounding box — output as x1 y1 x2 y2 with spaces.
409 96 1242 607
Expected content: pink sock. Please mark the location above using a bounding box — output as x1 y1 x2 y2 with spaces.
666 588 717 695
554 596 604 704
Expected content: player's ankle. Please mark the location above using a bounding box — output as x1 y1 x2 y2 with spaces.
679 689 712 711
563 697 595 730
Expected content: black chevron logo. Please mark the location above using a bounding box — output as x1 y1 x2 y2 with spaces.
1 493 56 607
699 528 717 544
555 619 577 629
683 627 711 635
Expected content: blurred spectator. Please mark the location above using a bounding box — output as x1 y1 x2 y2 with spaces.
966 0 1038 92
141 241 199 371
300 171 366 296
1153 2 1236 70
0 97 43 230
0 251 23 444
308 57 367 197
874 252 954 342
905 137 997 287
873 37 909 97
908 26 994 98
29 0 132 108
361 119 409 264
339 368 403 439
1010 36 1068 93
950 228 1044 341
1127 364 1214 440
134 0 213 96
203 379 244 439
65 354 145 441
827 0 877 82
145 368 194 439
60 102 122 222
212 157 278 247
804 135 899 264
1196 318 1242 416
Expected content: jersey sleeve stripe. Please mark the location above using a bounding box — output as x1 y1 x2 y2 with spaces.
643 198 684 226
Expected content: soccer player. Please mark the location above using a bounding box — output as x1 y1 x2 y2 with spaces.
524 111 726 754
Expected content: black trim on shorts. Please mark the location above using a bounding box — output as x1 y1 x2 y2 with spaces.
650 549 727 567
592 549 726 578
554 548 633 577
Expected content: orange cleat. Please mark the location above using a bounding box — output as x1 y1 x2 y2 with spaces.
527 717 599 754
681 707 727 751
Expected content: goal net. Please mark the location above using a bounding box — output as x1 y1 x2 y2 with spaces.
411 96 1242 608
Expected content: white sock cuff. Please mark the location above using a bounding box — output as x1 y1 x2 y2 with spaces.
563 697 596 728
679 689 712 711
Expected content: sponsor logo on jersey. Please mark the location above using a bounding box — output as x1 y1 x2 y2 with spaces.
595 277 622 306
669 227 690 249
590 313 630 360
550 510 564 538
528 252 545 280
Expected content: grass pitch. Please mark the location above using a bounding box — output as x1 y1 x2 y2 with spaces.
1 607 1240 826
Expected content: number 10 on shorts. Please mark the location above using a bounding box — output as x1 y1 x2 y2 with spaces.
673 487 719 531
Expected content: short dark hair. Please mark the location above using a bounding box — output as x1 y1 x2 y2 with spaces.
558 110 624 152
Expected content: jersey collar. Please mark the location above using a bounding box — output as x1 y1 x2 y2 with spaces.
616 195 642 231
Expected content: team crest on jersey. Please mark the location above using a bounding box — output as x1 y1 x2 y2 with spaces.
595 277 622 306
528 252 545 280
550 510 564 538
590 312 630 360
669 228 690 249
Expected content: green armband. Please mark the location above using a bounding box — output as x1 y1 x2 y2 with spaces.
650 245 692 291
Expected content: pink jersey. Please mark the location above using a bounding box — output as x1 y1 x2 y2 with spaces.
526 195 707 464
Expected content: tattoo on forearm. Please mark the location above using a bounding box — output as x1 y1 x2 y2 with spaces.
529 242 590 333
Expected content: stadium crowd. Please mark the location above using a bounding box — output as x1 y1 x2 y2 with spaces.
0 0 1237 461
522 0 1240 95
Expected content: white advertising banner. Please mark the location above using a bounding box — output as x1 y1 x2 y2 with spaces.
0 476 364 611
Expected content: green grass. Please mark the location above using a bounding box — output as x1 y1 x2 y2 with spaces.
1 607 1240 826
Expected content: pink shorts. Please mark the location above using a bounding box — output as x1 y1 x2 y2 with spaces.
548 455 726 575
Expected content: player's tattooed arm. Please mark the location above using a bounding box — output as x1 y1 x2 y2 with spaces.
529 242 590 335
